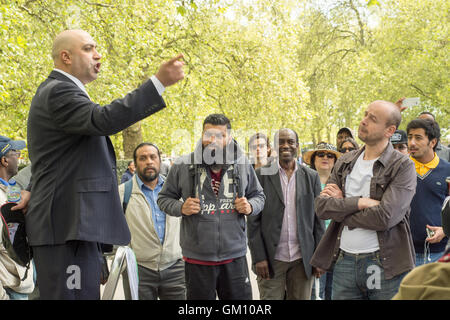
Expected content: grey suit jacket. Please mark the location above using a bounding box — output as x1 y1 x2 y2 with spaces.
26 70 166 246
247 162 325 279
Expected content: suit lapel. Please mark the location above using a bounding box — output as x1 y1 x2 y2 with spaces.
295 166 306 200
49 70 75 83
48 70 90 99
268 171 284 204
295 167 306 222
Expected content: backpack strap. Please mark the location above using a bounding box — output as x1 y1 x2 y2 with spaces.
122 178 133 214
188 153 197 198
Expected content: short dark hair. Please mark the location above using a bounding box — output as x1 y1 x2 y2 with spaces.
419 111 435 120
203 114 231 130
274 128 299 145
406 119 441 151
133 142 161 164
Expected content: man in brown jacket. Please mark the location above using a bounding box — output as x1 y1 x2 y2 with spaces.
311 100 417 300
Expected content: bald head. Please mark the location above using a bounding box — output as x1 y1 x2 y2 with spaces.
52 30 91 63
51 30 101 85
358 100 402 145
418 112 435 121
369 100 402 130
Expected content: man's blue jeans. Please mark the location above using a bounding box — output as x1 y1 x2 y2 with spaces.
332 250 406 300
415 251 443 267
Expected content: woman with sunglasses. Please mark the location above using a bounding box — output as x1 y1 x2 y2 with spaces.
303 142 342 300
338 137 360 154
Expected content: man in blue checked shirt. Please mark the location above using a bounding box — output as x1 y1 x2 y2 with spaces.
119 143 185 300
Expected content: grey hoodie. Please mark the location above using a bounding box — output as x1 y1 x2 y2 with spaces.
157 139 265 261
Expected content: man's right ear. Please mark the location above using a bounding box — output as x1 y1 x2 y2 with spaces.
0 156 7 167
61 50 71 65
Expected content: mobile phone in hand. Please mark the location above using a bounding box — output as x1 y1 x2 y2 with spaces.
401 97 420 108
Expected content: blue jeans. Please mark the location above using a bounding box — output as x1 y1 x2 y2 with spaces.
5 288 28 300
415 251 443 267
311 271 333 300
332 250 406 300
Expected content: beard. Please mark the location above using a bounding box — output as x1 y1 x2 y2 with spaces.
358 125 384 145
138 167 159 182
202 143 227 167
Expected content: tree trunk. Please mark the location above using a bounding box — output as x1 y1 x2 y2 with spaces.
122 122 143 159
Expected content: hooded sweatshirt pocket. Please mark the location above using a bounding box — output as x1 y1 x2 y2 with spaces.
196 220 218 256
219 216 245 257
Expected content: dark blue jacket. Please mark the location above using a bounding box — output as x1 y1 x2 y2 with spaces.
120 169 134 184
26 71 165 246
410 158 450 253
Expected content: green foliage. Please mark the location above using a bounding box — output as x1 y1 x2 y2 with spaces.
0 0 448 162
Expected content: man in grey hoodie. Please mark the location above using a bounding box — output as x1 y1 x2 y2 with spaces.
157 114 265 300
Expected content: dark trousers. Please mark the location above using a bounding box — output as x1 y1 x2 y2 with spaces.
123 259 186 300
185 256 252 300
32 241 102 300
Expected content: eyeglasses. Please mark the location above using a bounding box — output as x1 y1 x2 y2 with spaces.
316 152 335 159
393 144 407 150
339 147 356 153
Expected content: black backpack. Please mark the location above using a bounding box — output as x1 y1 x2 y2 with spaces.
0 202 33 280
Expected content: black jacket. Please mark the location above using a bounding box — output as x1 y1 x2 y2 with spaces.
26 70 166 246
247 161 325 278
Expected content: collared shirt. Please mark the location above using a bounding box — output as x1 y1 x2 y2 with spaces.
410 153 439 177
135 175 166 244
54 69 90 98
275 161 301 262
53 69 166 97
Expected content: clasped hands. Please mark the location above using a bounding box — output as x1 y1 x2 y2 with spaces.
181 197 252 216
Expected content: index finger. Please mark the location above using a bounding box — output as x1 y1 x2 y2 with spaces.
169 53 184 63
11 202 25 211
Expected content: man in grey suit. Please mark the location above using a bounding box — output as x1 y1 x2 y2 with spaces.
25 29 184 299
247 128 325 300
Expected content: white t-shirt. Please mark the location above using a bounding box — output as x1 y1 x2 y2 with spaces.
340 151 380 254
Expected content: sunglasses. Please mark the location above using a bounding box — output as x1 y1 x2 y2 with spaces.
316 152 336 159
339 147 356 153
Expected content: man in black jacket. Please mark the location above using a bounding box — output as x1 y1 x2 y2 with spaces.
247 129 325 299
25 29 184 299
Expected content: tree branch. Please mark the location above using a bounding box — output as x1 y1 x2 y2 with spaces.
83 0 116 8
410 84 432 100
